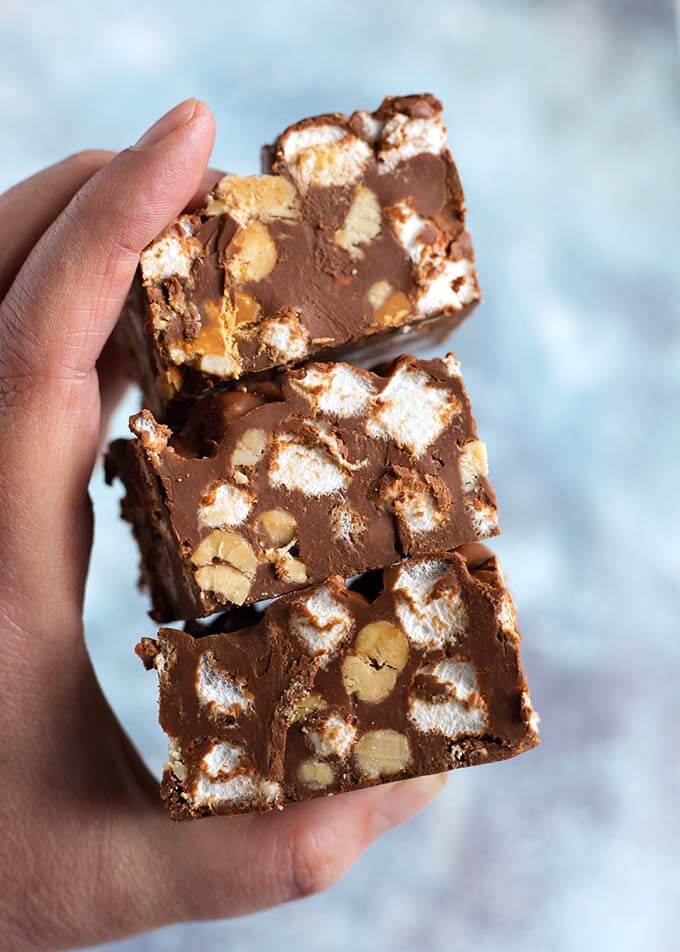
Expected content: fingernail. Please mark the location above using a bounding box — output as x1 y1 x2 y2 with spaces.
134 98 197 150
372 774 447 836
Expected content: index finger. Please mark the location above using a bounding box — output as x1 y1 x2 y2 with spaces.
0 98 214 397
0 150 113 301
0 150 223 305
0 98 215 634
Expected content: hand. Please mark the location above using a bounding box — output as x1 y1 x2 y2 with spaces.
0 99 445 951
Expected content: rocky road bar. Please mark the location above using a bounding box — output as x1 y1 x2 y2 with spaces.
107 354 499 621
137 546 539 820
117 94 480 418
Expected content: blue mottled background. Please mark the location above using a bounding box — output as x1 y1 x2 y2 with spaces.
2 1 679 949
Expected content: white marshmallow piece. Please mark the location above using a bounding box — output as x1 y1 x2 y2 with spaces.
269 435 347 496
394 559 467 650
196 654 254 716
306 712 357 759
198 482 253 529
141 224 199 282
366 363 459 457
389 201 430 264
458 440 489 493
464 498 499 538
378 114 446 174
397 488 443 535
291 364 376 418
260 314 309 362
330 503 366 544
290 584 354 657
281 124 372 192
200 741 247 779
409 659 487 738
416 256 477 316
192 773 281 809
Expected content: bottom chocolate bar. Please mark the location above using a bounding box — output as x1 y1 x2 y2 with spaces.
137 545 539 820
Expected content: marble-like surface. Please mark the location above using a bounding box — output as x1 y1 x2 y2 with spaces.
1 1 679 949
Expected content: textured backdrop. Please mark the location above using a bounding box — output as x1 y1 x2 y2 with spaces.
1 1 679 950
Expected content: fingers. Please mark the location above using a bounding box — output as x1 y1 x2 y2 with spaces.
0 98 215 392
0 152 223 303
0 150 113 301
0 99 215 632
0 145 223 458
93 166 223 447
0 121 223 459
127 775 445 931
176 777 445 917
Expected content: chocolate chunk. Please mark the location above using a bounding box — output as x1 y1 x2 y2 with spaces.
139 550 539 820
177 390 273 456
106 354 500 621
456 541 496 569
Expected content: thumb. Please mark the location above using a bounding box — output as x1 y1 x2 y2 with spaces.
0 99 214 636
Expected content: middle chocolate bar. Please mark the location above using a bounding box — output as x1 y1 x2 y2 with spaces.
106 353 498 622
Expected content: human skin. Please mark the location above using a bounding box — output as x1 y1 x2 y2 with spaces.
0 100 444 951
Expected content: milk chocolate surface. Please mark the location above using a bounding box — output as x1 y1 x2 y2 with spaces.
137 546 539 820
106 354 499 622
118 94 480 418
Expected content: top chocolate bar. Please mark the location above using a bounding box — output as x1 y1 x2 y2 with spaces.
118 94 480 418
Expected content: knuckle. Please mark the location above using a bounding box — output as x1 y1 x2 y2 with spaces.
0 292 93 416
282 826 344 901
0 281 44 372
0 295 37 374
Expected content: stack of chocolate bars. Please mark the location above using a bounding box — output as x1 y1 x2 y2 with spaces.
106 94 539 821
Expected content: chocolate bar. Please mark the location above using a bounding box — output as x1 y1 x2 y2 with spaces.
117 94 480 418
106 355 499 621
136 545 539 820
